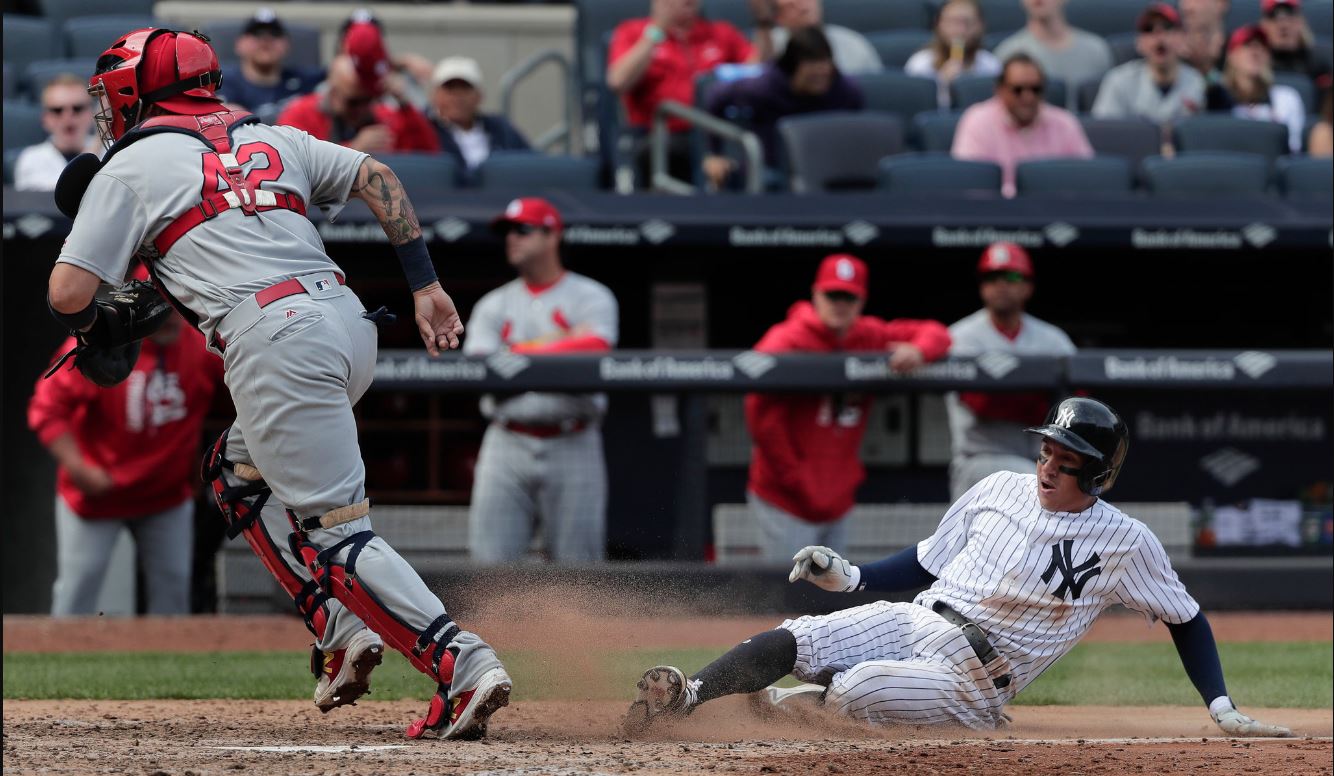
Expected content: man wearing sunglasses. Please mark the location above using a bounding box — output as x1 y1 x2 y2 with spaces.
952 53 1093 197
744 255 951 563
945 242 1076 501
14 74 98 191
1092 4 1205 127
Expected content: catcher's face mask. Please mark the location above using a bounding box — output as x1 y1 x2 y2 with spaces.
88 28 222 149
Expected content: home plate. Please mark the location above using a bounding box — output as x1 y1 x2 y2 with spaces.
213 745 408 753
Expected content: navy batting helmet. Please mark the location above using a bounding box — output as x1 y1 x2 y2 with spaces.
1025 397 1129 496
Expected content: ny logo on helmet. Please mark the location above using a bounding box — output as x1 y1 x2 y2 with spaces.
1053 405 1077 428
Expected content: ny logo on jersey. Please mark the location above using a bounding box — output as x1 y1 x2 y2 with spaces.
1041 539 1101 600
1053 405 1077 428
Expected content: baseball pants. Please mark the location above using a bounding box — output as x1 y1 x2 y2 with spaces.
747 491 850 564
468 423 607 563
51 495 193 616
781 600 1014 729
215 272 503 690
949 454 1035 502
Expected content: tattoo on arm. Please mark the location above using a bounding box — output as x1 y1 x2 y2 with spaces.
351 159 421 246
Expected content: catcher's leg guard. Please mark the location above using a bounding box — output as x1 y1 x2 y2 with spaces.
292 525 458 687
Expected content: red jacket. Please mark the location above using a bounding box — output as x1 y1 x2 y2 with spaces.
28 327 225 519
276 93 440 152
745 302 951 523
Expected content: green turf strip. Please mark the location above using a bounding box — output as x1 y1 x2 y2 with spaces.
3 642 1330 708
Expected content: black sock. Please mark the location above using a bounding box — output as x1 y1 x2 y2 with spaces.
690 628 798 704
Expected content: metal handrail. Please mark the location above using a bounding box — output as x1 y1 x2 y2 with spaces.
650 100 764 195
499 49 579 155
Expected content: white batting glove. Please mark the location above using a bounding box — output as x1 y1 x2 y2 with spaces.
1209 697 1292 737
788 546 860 592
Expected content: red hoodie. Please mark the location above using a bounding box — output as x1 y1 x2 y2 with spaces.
745 301 951 523
28 326 225 519
276 93 440 153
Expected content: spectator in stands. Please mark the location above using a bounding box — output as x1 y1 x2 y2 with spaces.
338 8 436 111
1207 24 1306 152
607 0 764 184
1183 15 1227 83
995 0 1114 107
1092 4 1205 127
945 242 1076 501
1310 75 1333 156
217 8 322 117
1179 0 1230 30
703 26 863 190
277 53 438 153
904 0 1002 109
952 54 1093 198
1259 0 1332 81
744 254 951 563
14 74 97 192
761 0 883 76
29 268 224 616
429 57 531 184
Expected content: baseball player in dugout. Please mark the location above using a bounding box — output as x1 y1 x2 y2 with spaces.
745 254 950 562
463 197 619 563
30 265 224 616
44 28 509 739
627 398 1291 739
946 242 1077 500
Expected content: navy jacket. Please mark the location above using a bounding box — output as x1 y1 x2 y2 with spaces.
432 114 531 184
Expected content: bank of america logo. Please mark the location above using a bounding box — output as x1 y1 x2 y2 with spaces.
732 350 777 378
16 214 53 239
486 352 531 380
1233 351 1277 379
434 217 471 242
842 220 879 246
639 219 675 244
976 352 1019 379
1044 222 1079 247
1200 448 1261 487
1241 222 1276 248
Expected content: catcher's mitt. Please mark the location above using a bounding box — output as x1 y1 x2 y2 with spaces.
45 279 174 387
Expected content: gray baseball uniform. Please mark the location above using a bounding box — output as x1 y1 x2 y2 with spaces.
463 272 618 562
55 121 502 691
945 310 1076 500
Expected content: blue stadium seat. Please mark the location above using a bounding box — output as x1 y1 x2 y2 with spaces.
912 110 960 152
3 99 46 152
1076 77 1102 114
64 15 161 59
3 146 21 186
1105 31 1139 67
201 18 323 70
1276 156 1332 199
1080 117 1161 173
575 0 642 114
1142 152 1271 197
952 73 1066 110
1223 1 1262 32
1065 0 1144 37
1173 116 1290 164
972 1 1029 39
777 111 904 192
877 152 1001 194
1273 71 1317 115
854 70 939 119
3 62 14 100
695 0 756 33
1015 157 1133 195
477 151 602 191
372 153 458 195
4 15 57 92
983 30 1010 52
864 29 931 69
823 0 931 31
38 0 155 29
23 58 97 101
1307 3 1334 39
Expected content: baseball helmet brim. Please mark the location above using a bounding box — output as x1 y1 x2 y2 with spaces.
1024 425 1105 462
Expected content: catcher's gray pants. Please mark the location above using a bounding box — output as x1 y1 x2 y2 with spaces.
468 423 607 563
782 601 1014 729
51 495 192 616
949 454 1035 502
747 490 851 564
215 272 502 694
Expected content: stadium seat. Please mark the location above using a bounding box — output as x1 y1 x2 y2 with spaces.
1173 116 1290 164
983 30 1011 52
1105 31 1139 67
973 1 1029 39
575 0 642 116
1142 152 1270 197
778 111 904 192
877 153 1002 194
3 99 46 152
23 58 97 101
1065 0 1144 37
477 151 602 191
1273 71 1317 115
1076 78 1102 113
3 15 57 91
912 110 960 152
1276 156 1333 199
823 0 931 32
1222 1 1262 31
1308 3 1334 38
372 153 458 195
854 70 939 120
201 19 323 71
693 0 755 33
952 74 1066 110
1014 157 1133 195
38 0 155 29
3 63 13 100
3 146 21 186
64 16 161 59
1080 117 1162 173
864 29 932 69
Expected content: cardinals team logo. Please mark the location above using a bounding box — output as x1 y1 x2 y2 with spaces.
835 258 856 280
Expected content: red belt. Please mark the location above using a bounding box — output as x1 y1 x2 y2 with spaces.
501 419 588 438
213 273 346 352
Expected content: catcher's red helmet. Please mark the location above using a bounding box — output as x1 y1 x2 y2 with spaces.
88 28 223 148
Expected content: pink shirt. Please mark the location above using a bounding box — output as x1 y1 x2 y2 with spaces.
951 97 1094 197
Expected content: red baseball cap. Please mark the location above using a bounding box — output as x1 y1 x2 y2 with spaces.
1228 24 1269 52
1262 0 1301 14
813 254 869 299
342 20 390 95
977 242 1034 278
1136 3 1181 31
139 32 224 115
491 197 563 234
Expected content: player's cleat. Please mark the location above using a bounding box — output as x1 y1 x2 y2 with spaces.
624 665 699 735
405 666 513 741
313 628 384 713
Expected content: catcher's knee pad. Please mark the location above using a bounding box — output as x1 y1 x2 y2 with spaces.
294 529 457 687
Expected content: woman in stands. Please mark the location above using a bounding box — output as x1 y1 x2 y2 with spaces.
904 0 1001 109
1207 24 1305 152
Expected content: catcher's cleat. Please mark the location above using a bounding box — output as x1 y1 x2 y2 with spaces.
405 667 513 741
624 665 698 735
313 628 384 713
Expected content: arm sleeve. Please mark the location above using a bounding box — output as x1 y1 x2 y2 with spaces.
462 295 504 357
1165 612 1229 705
916 476 989 575
1089 70 1122 119
607 22 641 69
744 392 804 485
902 50 934 78
877 318 952 361
1067 112 1096 157
727 23 756 63
575 283 619 345
276 125 368 211
55 173 147 285
857 545 938 592
28 340 97 445
388 105 441 152
1113 524 1201 625
950 107 990 161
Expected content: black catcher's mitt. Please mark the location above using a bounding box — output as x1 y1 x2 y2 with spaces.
45 280 175 387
